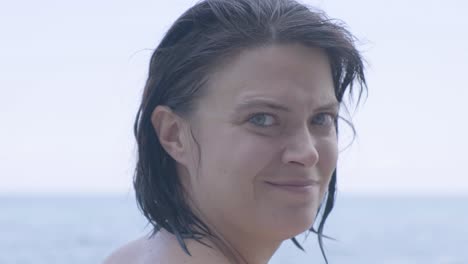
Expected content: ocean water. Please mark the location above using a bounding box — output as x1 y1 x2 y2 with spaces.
1 194 467 264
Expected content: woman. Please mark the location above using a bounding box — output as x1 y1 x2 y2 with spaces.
105 0 367 263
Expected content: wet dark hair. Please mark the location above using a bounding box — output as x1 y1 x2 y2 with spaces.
133 0 367 263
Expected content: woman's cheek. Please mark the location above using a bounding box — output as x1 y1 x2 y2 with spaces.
318 137 339 175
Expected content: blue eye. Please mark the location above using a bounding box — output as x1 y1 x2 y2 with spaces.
248 113 276 127
311 113 336 126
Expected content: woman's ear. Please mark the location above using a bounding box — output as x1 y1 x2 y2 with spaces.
151 105 190 165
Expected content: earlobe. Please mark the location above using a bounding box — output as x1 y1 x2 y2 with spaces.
151 105 187 164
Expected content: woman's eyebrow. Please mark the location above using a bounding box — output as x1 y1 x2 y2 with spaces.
315 101 340 112
235 98 339 112
235 98 291 112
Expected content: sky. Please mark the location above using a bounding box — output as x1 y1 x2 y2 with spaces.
1 0 467 195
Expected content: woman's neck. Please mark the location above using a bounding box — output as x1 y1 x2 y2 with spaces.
154 228 282 264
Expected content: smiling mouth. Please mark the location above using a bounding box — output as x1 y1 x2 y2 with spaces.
264 180 320 193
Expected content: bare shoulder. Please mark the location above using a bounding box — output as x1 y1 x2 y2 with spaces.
102 233 185 264
103 237 148 264
103 231 226 264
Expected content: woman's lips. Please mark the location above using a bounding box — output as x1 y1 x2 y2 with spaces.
264 179 320 193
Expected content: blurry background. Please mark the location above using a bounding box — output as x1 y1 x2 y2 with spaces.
1 0 467 263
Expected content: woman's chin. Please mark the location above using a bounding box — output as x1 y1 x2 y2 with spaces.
268 213 318 241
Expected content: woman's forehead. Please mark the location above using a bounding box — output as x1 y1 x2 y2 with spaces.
203 44 336 108
211 44 331 80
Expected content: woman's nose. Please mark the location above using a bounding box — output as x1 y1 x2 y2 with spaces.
281 129 319 167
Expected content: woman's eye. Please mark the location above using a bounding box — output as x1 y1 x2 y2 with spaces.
311 113 336 126
248 113 276 127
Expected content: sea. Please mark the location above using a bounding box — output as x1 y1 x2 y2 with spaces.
1 194 467 264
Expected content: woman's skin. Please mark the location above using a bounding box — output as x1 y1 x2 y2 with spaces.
104 43 338 264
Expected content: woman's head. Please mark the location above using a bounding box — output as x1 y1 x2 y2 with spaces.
134 0 366 261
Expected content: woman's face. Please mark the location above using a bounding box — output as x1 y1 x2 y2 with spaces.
182 44 338 241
